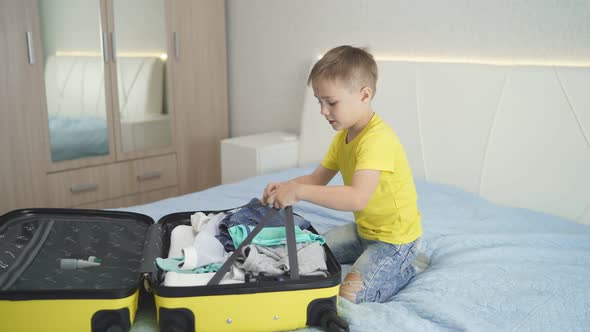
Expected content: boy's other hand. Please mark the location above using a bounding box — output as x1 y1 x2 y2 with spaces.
266 181 301 209
262 182 282 205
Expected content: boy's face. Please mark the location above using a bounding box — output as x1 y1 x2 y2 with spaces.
312 79 371 131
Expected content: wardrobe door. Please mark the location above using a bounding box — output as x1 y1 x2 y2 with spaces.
0 0 48 214
107 0 175 160
167 0 229 194
37 0 117 172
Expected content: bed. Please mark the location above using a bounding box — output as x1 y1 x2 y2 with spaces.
122 60 590 331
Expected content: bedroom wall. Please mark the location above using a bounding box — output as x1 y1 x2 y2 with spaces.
226 0 590 137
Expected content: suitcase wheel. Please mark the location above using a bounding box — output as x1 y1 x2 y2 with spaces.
307 297 349 332
320 309 350 332
91 308 131 332
159 307 195 332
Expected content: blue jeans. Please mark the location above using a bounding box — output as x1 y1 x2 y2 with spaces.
216 198 312 251
324 222 420 303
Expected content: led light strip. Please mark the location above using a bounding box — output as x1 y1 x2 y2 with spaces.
56 51 167 60
317 54 590 68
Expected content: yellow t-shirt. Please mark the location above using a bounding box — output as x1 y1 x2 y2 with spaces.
320 113 422 244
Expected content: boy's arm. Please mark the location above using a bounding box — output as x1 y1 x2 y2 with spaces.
262 165 337 203
267 169 381 211
292 164 338 186
298 169 380 211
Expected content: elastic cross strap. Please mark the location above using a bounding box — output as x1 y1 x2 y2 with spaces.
284 206 300 280
207 205 301 285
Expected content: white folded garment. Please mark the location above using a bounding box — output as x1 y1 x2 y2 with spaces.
190 211 226 236
181 231 226 270
163 271 243 287
204 212 226 236
190 212 210 234
168 225 196 258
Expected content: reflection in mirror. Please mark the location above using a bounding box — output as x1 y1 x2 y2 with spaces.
113 0 172 153
39 0 110 162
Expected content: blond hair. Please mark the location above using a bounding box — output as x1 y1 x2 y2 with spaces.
307 45 378 97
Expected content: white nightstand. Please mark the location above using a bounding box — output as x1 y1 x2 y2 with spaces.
221 132 299 184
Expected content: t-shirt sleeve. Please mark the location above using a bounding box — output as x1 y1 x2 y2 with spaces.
320 134 340 171
355 132 396 172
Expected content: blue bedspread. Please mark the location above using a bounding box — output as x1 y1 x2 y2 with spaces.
48 115 109 162
122 165 590 332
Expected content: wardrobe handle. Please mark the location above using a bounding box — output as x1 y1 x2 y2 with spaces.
70 183 99 194
26 32 35 64
173 31 179 60
137 171 162 181
110 32 116 63
102 32 110 63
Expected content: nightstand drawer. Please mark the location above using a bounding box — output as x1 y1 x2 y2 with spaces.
47 162 136 207
134 154 178 192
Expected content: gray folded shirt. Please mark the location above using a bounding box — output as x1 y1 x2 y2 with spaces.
235 242 327 277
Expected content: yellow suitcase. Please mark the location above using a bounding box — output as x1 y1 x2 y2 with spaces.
151 206 348 332
0 206 348 331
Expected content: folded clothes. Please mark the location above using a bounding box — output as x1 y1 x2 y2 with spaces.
235 242 328 277
180 229 226 270
216 198 312 251
228 224 325 248
156 257 222 274
162 262 245 286
168 225 195 258
163 271 243 287
190 211 227 236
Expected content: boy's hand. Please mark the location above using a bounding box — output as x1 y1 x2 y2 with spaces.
262 182 282 205
266 181 301 209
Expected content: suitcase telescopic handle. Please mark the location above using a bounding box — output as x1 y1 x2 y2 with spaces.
207 205 300 286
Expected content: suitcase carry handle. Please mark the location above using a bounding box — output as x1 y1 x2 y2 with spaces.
140 222 164 290
207 205 300 286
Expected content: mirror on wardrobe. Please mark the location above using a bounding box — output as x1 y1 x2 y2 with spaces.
39 0 110 162
112 0 172 153
39 0 172 163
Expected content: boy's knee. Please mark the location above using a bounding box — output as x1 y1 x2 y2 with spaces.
339 272 364 303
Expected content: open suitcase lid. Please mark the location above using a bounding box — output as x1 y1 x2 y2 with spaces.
0 208 154 300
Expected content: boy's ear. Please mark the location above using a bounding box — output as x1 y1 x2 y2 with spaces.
360 86 373 103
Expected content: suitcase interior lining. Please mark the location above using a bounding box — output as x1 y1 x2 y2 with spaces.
0 214 149 292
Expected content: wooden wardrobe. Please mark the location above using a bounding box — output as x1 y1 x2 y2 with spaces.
0 0 228 215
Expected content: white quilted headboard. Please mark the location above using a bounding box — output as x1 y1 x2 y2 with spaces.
298 60 590 225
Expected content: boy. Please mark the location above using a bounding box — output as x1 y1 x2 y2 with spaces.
263 45 422 303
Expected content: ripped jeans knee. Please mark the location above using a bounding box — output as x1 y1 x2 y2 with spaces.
339 271 364 303
342 238 421 303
